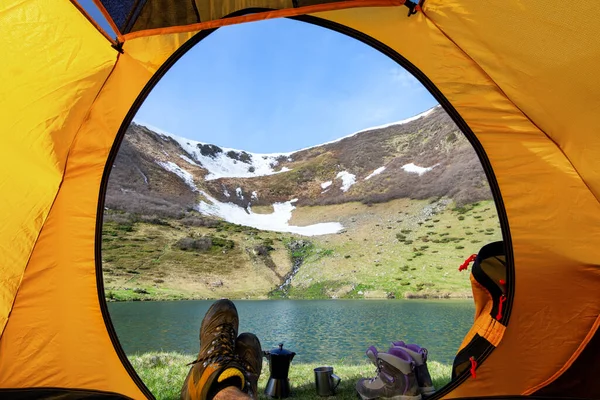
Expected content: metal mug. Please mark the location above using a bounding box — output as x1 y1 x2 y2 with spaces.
313 366 341 396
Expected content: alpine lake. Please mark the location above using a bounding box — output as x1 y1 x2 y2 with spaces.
108 299 474 365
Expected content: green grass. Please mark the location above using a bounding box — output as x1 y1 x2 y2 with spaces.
130 352 451 400
290 199 501 299
101 217 301 300
102 198 502 301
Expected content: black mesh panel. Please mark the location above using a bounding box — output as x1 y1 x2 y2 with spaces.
98 0 139 32
130 0 199 32
98 0 353 34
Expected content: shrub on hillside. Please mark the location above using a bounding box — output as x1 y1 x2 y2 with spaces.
138 215 170 226
104 212 132 225
175 237 212 252
208 236 235 250
198 144 223 158
288 240 313 261
180 216 219 228
226 150 252 163
105 191 188 219
254 244 274 256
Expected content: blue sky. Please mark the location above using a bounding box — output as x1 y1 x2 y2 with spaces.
79 2 437 153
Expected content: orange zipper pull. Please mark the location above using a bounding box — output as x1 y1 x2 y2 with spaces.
458 254 477 272
496 294 507 320
469 356 477 378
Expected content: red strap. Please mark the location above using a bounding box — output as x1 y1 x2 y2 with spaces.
458 254 477 271
469 356 477 379
496 294 507 320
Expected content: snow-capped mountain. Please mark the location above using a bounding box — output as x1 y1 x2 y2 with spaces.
105 105 492 235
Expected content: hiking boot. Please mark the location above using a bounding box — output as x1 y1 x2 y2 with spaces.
235 332 263 399
181 299 246 400
365 345 381 365
392 341 435 395
357 347 421 400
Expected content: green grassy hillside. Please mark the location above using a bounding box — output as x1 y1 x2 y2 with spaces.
102 199 501 301
285 199 500 299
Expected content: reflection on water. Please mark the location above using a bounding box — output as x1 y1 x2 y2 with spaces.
108 299 473 365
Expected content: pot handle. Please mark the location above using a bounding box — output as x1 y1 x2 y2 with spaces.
331 373 341 390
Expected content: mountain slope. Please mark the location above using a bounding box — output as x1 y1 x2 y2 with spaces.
106 106 491 218
102 106 501 300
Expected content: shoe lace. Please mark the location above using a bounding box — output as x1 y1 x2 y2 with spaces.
371 360 395 384
188 324 238 367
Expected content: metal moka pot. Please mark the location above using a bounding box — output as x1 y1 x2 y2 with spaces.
263 343 296 398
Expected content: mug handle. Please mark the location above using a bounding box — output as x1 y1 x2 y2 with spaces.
331 373 341 390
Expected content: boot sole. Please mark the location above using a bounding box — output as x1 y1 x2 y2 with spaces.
419 386 436 396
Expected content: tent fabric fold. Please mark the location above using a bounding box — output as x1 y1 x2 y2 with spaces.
1 0 598 399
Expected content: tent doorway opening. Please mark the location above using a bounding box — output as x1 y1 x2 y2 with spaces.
99 16 509 400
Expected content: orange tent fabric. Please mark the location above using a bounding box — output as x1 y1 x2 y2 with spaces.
0 1 598 398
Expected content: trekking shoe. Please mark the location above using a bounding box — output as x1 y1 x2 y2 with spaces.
365 345 381 365
392 341 435 395
357 347 421 400
235 332 263 399
181 299 246 400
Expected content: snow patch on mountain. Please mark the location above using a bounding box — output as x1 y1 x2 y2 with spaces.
353 107 438 134
336 171 356 192
196 192 343 236
365 166 386 180
321 181 332 189
402 163 439 175
157 161 198 191
136 106 437 181
179 154 200 166
137 123 294 181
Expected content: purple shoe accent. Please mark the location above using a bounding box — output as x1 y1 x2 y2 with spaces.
393 342 434 394
388 346 413 363
366 345 378 362
404 343 422 353
403 374 410 395
392 342 429 362
380 370 395 384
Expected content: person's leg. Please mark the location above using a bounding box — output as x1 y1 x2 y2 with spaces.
235 333 262 398
181 299 247 400
181 299 262 400
213 386 252 400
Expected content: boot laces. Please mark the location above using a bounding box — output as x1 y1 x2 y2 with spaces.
372 359 395 384
189 324 238 367
420 347 428 362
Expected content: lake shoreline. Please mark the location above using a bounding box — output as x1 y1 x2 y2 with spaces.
105 290 473 302
104 289 473 303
